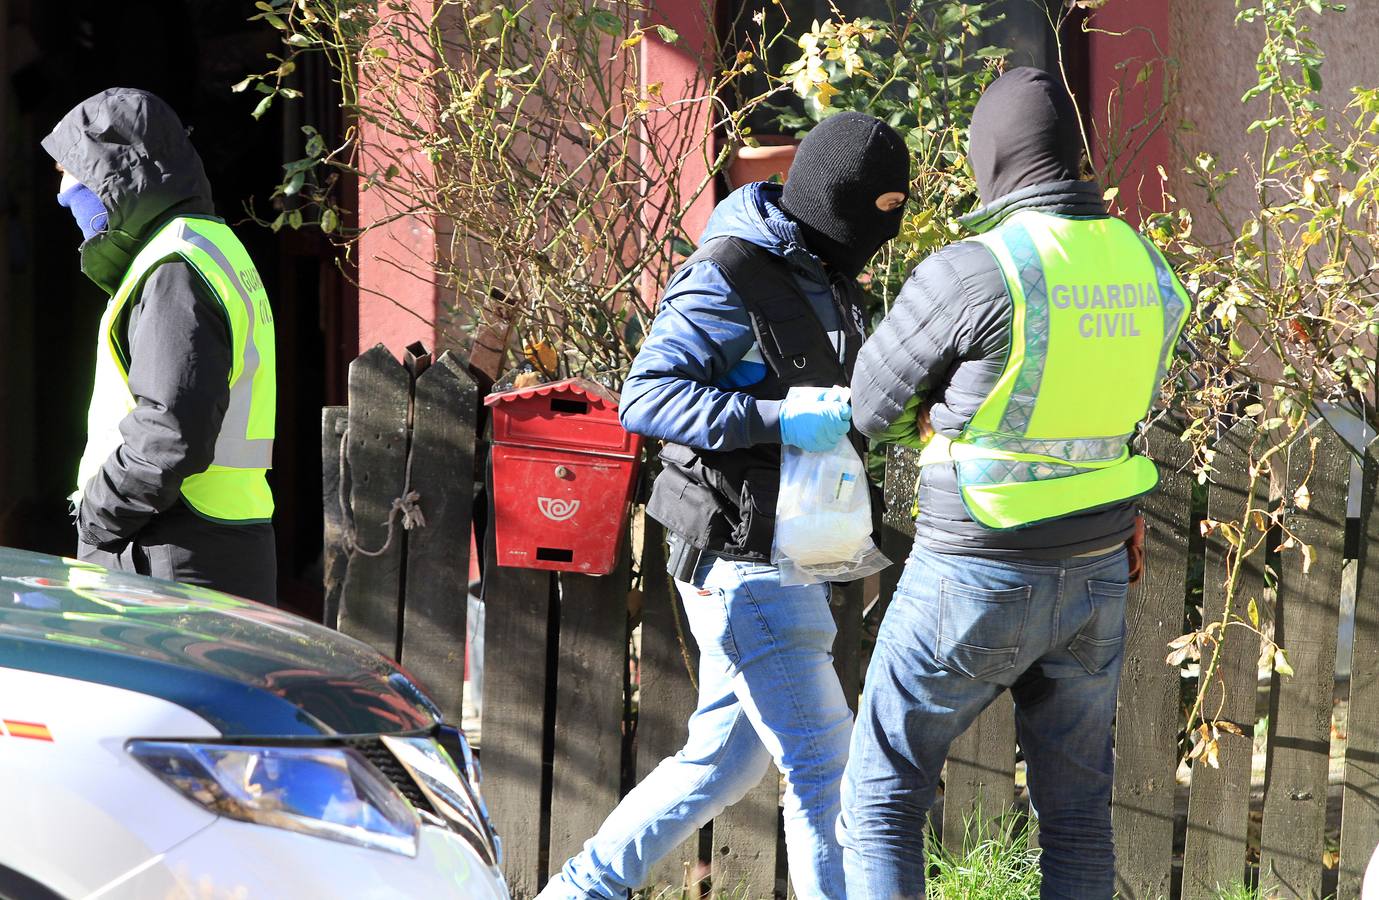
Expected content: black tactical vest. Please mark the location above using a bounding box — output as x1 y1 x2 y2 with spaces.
644 237 867 561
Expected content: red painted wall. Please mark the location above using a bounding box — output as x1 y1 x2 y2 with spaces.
354 1 721 359
640 2 718 251
1086 0 1173 223
352 1 1175 353
355 1 444 358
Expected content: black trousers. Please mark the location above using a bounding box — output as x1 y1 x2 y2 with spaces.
77 500 277 605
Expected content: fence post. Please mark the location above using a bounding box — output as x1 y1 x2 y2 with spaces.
1112 419 1194 900
338 345 412 658
1259 425 1349 899
832 580 865 714
1340 447 1379 896
713 771 781 898
480 521 555 899
398 351 477 721
548 553 633 876
1182 421 1269 900
635 515 704 889
322 406 348 629
941 699 1017 847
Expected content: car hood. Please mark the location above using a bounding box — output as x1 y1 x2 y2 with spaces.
0 548 440 738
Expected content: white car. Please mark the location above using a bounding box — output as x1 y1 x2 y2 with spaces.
0 547 507 900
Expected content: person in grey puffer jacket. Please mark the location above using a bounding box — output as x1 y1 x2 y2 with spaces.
840 68 1190 900
44 89 277 604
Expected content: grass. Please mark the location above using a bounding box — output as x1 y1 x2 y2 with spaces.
633 817 1303 899
925 812 1041 900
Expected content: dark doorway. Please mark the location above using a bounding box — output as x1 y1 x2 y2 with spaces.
3 0 349 618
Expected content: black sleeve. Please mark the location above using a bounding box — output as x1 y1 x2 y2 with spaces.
850 242 998 441
77 261 232 549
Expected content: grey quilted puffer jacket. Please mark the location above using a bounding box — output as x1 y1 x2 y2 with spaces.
850 180 1138 558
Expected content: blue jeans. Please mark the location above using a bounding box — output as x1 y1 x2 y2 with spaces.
539 556 854 899
840 542 1129 900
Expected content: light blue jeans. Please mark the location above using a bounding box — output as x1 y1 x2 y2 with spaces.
840 542 1129 900
539 556 854 899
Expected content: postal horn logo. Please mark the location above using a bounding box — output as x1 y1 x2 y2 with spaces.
538 497 580 523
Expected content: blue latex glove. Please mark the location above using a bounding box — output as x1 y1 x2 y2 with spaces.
779 386 852 451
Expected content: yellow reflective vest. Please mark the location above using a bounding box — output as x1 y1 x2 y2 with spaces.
74 216 276 522
919 210 1190 530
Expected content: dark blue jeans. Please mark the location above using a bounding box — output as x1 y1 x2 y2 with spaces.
840 542 1129 899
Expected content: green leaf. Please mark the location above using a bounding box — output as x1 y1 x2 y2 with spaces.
288 209 304 230
282 157 315 177
1304 63 1323 91
590 10 622 36
231 77 254 94
321 208 339 234
284 171 306 196
655 24 679 44
251 95 274 119
1248 598 1260 628
384 164 400 180
1274 647 1295 676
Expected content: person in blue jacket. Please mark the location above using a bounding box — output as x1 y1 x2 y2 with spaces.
538 112 910 900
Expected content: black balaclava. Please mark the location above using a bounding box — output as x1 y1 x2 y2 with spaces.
778 111 910 278
968 67 1084 206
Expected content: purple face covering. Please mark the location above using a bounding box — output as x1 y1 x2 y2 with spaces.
57 175 109 241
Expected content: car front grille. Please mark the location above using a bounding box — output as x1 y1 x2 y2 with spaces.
343 736 435 815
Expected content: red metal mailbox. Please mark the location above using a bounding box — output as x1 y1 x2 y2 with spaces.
484 378 643 575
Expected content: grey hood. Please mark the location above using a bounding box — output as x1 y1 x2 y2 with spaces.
968 67 1084 207
42 88 214 294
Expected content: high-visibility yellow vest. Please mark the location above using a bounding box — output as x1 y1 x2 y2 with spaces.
918 210 1190 530
73 216 276 523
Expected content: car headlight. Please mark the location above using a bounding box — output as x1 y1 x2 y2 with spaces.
382 734 501 866
127 741 420 857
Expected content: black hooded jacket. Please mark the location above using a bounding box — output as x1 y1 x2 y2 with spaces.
42 90 247 554
849 68 1137 557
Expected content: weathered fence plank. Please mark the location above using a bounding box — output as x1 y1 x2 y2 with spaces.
399 352 477 721
882 445 922 535
1183 422 1268 900
548 556 633 877
713 771 780 899
481 526 555 899
1112 420 1194 900
873 520 913 635
636 516 703 889
942 697 1017 847
832 580 865 714
1340 448 1379 897
338 345 411 658
1259 426 1349 899
321 405 348 629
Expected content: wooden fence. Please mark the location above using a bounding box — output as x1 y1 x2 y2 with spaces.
325 345 1379 899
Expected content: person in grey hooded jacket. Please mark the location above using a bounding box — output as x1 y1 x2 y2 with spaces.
43 88 277 604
